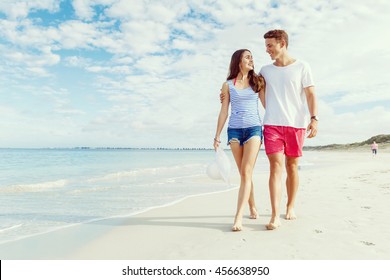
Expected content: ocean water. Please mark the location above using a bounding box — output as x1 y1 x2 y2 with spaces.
0 148 318 245
0 148 267 245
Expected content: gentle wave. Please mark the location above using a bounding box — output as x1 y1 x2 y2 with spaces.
85 163 206 183
0 224 23 233
0 163 207 194
0 179 69 193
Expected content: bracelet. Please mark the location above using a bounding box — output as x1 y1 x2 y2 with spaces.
214 138 221 143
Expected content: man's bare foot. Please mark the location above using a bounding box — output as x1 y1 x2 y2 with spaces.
232 217 242 231
285 208 297 220
249 207 258 219
266 217 281 230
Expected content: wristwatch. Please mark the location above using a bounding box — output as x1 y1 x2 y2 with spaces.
311 115 319 121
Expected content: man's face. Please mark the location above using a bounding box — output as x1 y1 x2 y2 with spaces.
265 38 282 60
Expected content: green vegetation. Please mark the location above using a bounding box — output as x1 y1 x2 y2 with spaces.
304 134 390 151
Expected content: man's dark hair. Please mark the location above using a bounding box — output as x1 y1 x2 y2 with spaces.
264 29 289 48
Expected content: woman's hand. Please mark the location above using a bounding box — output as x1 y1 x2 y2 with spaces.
213 138 221 151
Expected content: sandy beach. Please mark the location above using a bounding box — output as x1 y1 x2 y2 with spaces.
0 150 389 260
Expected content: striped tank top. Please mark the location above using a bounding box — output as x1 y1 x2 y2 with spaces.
227 79 262 129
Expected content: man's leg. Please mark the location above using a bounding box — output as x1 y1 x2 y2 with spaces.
284 127 305 220
266 152 284 230
285 156 299 220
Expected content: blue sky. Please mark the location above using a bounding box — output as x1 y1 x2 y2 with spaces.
0 0 389 148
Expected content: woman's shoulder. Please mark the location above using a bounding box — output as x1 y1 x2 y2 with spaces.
222 80 233 89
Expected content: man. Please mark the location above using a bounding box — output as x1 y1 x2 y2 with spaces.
260 29 318 230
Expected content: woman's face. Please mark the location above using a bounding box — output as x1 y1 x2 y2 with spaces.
240 51 254 72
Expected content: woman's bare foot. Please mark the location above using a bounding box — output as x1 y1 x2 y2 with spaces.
249 207 258 219
232 225 242 231
232 217 242 231
266 217 281 230
285 208 297 220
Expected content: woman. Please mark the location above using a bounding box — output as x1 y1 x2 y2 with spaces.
214 49 265 231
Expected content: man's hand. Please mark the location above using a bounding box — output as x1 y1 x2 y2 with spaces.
306 120 318 138
220 88 226 103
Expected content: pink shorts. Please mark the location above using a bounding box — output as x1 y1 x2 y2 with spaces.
263 125 306 157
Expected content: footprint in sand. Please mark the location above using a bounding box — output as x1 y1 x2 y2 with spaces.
347 220 358 228
360 241 375 246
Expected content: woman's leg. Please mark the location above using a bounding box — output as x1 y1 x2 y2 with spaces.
248 181 257 219
231 137 261 231
248 142 262 219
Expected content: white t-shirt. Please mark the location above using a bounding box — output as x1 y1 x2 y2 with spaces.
260 60 314 129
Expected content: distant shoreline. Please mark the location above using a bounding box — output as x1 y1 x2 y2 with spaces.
304 142 390 152
1 133 389 152
0 145 389 152
0 147 214 151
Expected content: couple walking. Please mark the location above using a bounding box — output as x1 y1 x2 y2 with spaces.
213 29 318 231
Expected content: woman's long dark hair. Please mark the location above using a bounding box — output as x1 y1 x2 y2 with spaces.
226 49 265 93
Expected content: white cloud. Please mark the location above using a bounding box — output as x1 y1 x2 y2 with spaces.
0 0 60 19
85 65 133 74
120 20 171 55
312 104 390 146
58 20 100 49
72 0 116 20
0 19 59 48
72 0 95 20
6 47 60 66
104 0 145 19
105 0 188 22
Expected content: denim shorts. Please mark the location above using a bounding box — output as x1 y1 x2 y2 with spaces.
227 126 263 146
